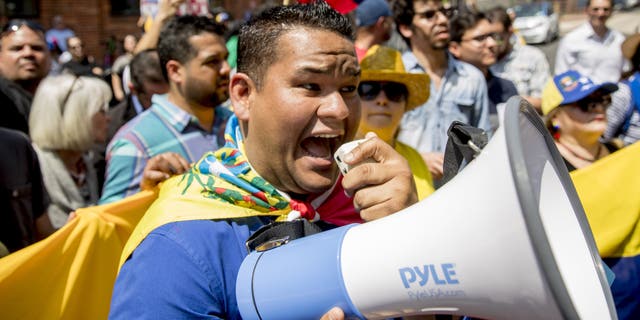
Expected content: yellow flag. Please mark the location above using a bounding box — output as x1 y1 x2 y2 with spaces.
570 142 640 258
0 190 157 320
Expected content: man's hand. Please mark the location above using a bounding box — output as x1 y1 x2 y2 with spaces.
340 132 418 221
320 307 344 320
421 152 444 180
140 152 190 190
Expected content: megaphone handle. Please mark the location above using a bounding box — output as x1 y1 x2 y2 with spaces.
442 122 488 184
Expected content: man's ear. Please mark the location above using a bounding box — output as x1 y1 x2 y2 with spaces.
398 23 413 39
448 42 461 58
230 72 255 121
165 60 182 84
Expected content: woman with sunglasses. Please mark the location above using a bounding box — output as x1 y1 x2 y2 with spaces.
29 74 112 228
542 70 620 172
355 45 434 199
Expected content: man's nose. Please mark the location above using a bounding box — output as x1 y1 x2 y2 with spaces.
220 60 231 77
318 91 350 120
21 46 37 57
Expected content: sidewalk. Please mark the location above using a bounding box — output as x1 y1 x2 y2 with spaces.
559 7 640 36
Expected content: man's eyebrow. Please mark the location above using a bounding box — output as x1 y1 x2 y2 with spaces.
297 65 332 75
295 65 361 77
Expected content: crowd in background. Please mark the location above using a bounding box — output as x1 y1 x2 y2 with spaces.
0 0 639 319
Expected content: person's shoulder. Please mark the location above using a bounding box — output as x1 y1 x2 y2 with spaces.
135 218 262 268
519 44 547 59
560 24 588 44
0 127 29 144
112 105 160 136
451 58 485 80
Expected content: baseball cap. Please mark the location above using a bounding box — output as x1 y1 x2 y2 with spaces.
355 0 392 28
541 70 618 115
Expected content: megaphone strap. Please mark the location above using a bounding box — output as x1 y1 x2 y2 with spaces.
246 219 331 252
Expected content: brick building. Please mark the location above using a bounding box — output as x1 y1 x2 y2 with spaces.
0 0 271 69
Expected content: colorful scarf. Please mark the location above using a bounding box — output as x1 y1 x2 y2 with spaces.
119 116 320 268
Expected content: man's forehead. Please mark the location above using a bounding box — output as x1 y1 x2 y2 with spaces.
589 0 612 8
415 0 442 8
276 29 358 75
1 27 46 44
189 32 226 51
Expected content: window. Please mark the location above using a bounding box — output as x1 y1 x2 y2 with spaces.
111 0 140 16
2 0 39 18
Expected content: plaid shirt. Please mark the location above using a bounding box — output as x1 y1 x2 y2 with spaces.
100 94 231 204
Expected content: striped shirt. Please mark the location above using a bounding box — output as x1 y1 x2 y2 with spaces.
604 76 640 146
100 94 232 204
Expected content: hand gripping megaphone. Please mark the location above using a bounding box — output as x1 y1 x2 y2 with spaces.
235 98 617 319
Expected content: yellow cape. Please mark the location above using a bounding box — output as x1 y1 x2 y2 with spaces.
0 190 156 320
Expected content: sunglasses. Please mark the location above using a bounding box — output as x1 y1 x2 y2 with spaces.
1 19 45 36
358 81 408 103
60 76 80 115
571 95 612 113
461 32 505 44
415 7 455 20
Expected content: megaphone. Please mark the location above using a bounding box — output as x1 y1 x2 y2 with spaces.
235 98 617 319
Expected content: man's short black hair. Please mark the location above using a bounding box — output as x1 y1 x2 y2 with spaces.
130 49 165 91
391 0 416 48
237 0 354 90
449 11 487 43
157 15 226 82
0 19 46 49
485 6 511 31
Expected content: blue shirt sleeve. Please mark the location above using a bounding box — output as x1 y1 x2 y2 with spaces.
109 219 260 319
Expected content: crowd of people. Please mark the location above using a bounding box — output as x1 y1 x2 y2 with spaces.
0 0 639 319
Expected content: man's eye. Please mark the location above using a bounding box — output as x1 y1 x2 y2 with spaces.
301 83 321 91
340 85 357 93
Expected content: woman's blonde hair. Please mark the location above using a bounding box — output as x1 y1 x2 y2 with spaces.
30 74 112 151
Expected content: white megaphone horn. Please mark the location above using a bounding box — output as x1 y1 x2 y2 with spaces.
235 97 617 319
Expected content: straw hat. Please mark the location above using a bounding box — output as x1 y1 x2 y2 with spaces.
621 33 640 60
359 45 430 110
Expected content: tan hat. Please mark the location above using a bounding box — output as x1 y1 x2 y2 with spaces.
359 45 430 110
622 33 640 60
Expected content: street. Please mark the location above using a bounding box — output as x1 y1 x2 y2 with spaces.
533 6 640 71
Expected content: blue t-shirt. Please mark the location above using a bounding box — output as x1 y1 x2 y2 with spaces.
109 218 269 319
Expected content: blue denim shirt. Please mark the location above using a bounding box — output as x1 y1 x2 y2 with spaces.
397 52 491 154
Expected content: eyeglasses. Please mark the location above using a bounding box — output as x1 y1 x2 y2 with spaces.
573 95 612 113
1 19 45 36
415 7 455 20
461 32 505 44
358 81 408 103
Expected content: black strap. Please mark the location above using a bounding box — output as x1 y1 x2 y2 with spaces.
245 219 324 252
441 121 488 185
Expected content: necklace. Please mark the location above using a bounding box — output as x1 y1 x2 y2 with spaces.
558 142 603 162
